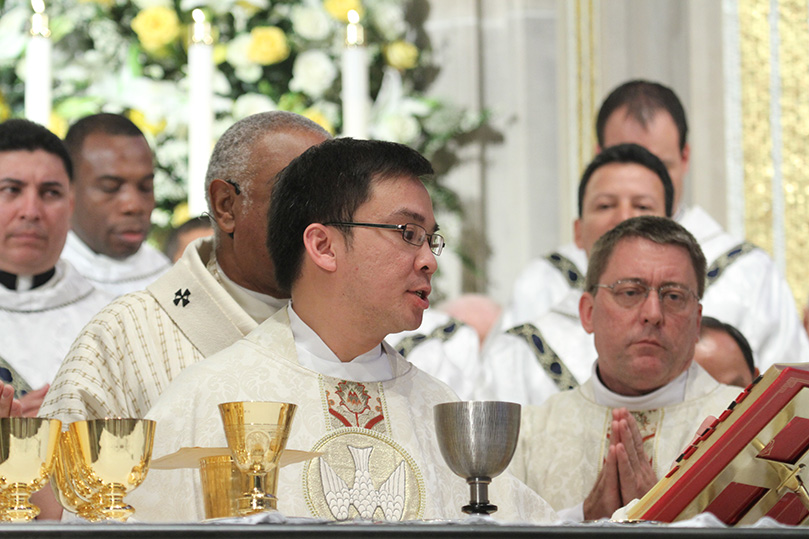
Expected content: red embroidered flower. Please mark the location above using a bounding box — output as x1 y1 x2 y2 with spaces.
336 381 371 414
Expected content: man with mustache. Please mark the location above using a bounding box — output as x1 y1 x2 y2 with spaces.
510 216 739 521
0 119 112 413
128 138 557 523
60 113 170 296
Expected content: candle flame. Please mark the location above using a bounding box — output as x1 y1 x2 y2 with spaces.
347 9 359 25
31 0 45 14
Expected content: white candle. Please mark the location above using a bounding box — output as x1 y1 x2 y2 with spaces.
341 9 369 139
24 0 51 127
187 8 214 217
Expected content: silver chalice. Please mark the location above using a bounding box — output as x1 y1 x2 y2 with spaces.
434 401 521 516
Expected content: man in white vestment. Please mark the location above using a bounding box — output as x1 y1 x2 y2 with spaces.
386 307 481 400
38 112 331 424
132 138 557 523
0 119 112 410
478 143 674 405
505 80 809 371
511 216 741 522
59 113 170 296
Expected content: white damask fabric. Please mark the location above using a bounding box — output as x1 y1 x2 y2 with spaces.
39 237 284 423
0 259 113 390
510 362 741 515
386 309 481 400
129 308 558 524
61 231 171 297
477 288 595 406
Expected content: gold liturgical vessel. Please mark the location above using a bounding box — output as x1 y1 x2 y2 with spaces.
0 417 61 522
218 401 296 516
67 418 155 521
51 429 104 521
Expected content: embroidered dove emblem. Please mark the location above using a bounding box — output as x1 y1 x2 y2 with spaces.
320 445 406 520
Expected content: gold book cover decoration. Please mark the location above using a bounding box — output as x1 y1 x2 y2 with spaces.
627 363 809 526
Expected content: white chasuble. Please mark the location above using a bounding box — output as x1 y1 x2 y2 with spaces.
40 237 277 423
130 308 557 524
510 363 741 514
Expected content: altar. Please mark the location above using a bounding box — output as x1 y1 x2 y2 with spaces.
0 522 806 539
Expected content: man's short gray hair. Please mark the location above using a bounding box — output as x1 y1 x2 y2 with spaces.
204 111 330 211
585 216 707 298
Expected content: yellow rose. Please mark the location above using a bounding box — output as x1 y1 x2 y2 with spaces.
247 27 290 66
127 109 167 137
323 0 364 22
170 202 191 228
385 41 419 70
213 43 228 65
0 93 9 123
48 113 68 139
131 7 181 53
303 107 334 135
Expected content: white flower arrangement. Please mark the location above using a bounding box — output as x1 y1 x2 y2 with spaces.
0 0 486 239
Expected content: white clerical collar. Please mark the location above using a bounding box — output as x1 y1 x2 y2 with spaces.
288 303 394 382
209 259 286 324
591 361 689 410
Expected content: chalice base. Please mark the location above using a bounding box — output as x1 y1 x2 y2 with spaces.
94 485 134 522
237 488 277 516
462 502 498 515
2 484 39 522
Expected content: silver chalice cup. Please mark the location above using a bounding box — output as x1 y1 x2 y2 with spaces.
434 401 521 516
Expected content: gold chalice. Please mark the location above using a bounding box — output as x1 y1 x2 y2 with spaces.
69 418 155 521
0 417 61 522
50 430 102 521
218 401 296 516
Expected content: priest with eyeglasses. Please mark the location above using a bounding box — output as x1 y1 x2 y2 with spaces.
509 216 740 522
129 138 557 523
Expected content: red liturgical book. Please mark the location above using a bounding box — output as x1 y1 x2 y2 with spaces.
627 363 809 526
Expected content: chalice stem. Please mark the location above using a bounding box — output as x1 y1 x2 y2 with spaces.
463 476 498 515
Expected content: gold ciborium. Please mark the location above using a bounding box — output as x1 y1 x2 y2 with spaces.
218 401 296 516
0 417 61 522
69 418 155 521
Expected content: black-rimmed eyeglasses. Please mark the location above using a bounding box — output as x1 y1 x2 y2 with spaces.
324 222 445 255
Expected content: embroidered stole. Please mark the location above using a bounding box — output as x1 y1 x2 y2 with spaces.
506 323 579 392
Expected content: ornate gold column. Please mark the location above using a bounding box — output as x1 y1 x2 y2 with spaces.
777 0 809 311
738 0 809 311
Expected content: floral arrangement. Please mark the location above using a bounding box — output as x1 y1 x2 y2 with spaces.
0 0 483 233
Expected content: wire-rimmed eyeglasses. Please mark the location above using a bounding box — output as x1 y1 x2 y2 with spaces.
324 222 445 255
592 279 699 313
